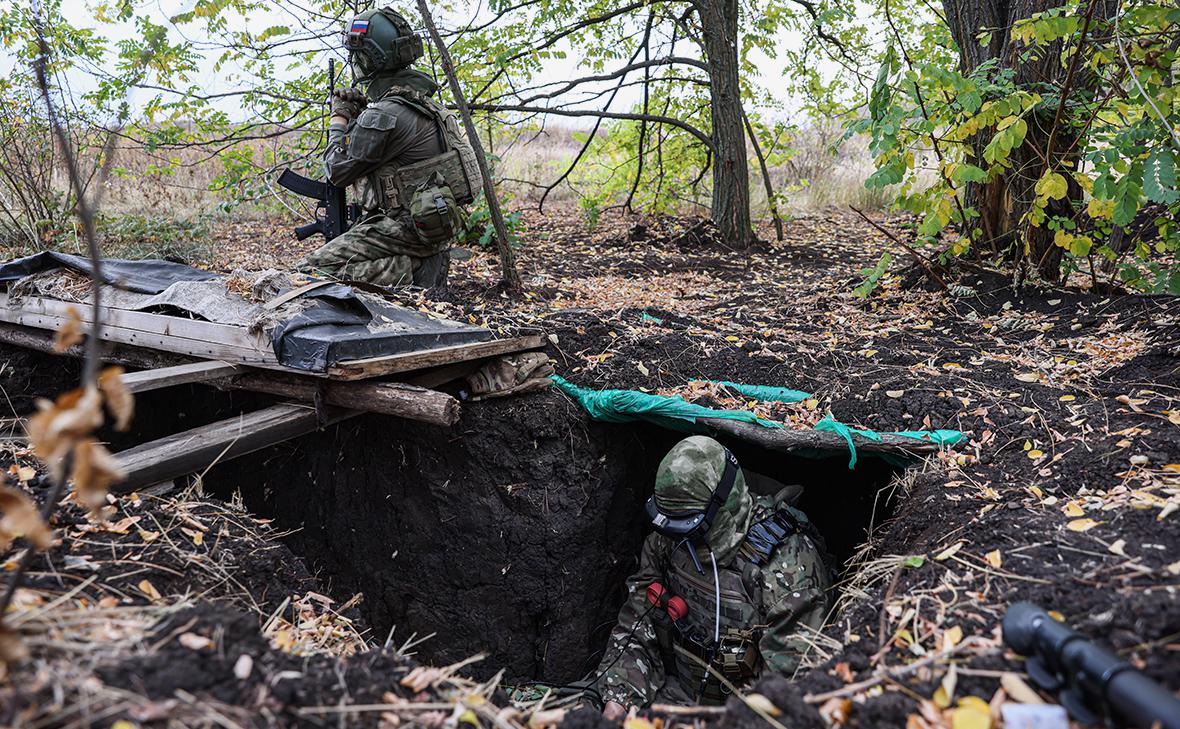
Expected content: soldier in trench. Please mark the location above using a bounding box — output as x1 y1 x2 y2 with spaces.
299 7 482 288
596 436 833 719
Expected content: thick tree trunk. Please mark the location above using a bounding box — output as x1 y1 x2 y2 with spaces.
698 0 754 247
942 0 1113 281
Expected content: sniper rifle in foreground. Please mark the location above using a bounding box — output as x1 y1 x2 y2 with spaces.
1002 601 1180 729
277 57 358 242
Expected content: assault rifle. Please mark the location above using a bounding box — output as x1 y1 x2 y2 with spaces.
277 169 358 242
1002 601 1180 729
277 57 359 242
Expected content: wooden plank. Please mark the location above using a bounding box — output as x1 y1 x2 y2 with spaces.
112 402 355 493
0 305 286 369
120 361 241 394
328 335 546 380
0 292 273 355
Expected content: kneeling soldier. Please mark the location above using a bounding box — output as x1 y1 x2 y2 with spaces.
597 436 833 718
301 7 482 288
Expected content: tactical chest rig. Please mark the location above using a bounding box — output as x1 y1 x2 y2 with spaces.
360 87 483 244
653 506 812 704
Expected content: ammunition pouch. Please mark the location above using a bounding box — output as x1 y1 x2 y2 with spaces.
674 627 761 704
409 172 461 247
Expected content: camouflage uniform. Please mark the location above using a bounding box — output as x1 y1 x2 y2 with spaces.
597 436 832 708
299 69 452 287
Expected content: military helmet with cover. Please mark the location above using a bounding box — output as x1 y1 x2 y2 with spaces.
653 435 753 564
343 7 424 78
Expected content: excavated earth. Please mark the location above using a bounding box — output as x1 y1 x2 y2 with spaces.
1 208 1178 728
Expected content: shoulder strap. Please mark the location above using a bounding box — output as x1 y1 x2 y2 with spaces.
738 507 800 566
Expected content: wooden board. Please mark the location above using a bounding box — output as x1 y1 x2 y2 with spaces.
120 361 241 394
328 335 546 380
0 292 287 370
112 402 354 493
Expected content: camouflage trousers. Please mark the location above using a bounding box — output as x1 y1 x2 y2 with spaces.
299 211 451 288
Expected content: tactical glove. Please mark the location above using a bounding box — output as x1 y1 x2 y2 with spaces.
330 88 369 121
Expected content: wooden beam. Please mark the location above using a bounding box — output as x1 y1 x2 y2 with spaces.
218 373 461 426
112 402 353 493
699 417 946 458
120 361 241 394
328 335 545 380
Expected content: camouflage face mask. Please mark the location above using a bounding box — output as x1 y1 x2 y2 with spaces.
653 436 753 565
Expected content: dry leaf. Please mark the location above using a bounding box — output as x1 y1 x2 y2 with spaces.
0 485 53 553
53 307 84 352
744 693 782 717
138 579 162 601
623 718 656 729
1000 672 1043 704
1108 539 1127 557
1066 518 1100 532
951 696 992 729
886 389 905 398
942 625 963 650
819 697 853 726
934 541 964 561
138 529 160 543
833 661 854 683
1063 501 1085 517
934 664 957 708
178 632 214 650
71 439 125 511
1014 373 1039 383
985 550 1002 569
16 467 36 482
98 366 134 431
1027 449 1044 459
0 625 29 665
26 386 104 480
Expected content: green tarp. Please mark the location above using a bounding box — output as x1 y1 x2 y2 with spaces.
549 375 963 468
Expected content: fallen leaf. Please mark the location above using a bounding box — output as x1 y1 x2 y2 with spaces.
744 693 782 717
1014 372 1039 383
833 661 854 683
934 541 964 561
53 307 84 352
1027 449 1044 459
98 366 134 431
1108 539 1127 557
1066 518 1101 532
1063 501 1085 517
951 696 992 729
886 390 905 398
0 486 53 553
819 697 852 726
0 625 29 665
942 625 963 650
178 632 214 650
1000 673 1044 704
985 550 1003 569
138 529 160 543
636 361 649 377
934 664 957 708
1058 394 1075 402
16 467 35 482
71 439 125 512
138 579 162 601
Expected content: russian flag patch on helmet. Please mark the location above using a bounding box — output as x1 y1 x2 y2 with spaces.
350 18 369 33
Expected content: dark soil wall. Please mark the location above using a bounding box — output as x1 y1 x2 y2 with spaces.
207 389 677 684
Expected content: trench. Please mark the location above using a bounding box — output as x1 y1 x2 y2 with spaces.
1 346 905 685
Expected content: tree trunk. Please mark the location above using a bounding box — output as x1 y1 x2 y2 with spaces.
698 0 754 248
942 0 1114 281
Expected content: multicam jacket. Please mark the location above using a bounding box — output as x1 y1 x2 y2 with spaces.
596 495 832 708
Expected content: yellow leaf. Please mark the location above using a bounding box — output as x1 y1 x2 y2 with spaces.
934 541 964 561
1164 464 1180 473
16 467 36 482
1027 449 1044 459
1029 486 1043 499
943 625 963 649
459 709 479 726
1063 501 1085 517
943 362 962 369
624 719 656 729
138 529 160 543
1059 394 1075 402
138 579 162 601
864 349 878 357
805 399 819 409
725 335 740 342
952 696 993 729
985 550 1003 568
111 722 138 729
1067 518 1101 532
1014 372 1039 383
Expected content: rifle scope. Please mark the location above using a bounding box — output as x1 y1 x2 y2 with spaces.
1003 601 1180 729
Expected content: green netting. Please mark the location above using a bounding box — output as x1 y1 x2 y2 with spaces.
549 375 964 468
699 380 811 404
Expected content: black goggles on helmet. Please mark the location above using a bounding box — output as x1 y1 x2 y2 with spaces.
644 447 739 542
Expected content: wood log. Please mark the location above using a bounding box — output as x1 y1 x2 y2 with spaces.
112 402 354 493
216 373 460 426
699 417 946 458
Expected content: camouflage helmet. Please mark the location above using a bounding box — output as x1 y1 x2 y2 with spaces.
343 7 424 78
654 436 753 564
